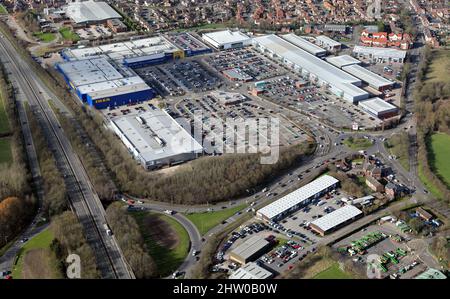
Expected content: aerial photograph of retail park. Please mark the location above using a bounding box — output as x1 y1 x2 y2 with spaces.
0 0 448 284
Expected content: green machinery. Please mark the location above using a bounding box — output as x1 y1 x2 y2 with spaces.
349 232 387 254
396 248 407 257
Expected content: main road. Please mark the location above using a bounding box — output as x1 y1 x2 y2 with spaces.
0 32 133 279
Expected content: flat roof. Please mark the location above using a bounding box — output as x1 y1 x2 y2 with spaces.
58 58 124 86
77 76 150 100
257 175 339 220
353 46 407 59
112 107 203 163
231 235 270 261
316 35 342 47
326 55 361 68
281 34 327 56
311 205 363 232
342 64 394 88
165 32 210 52
252 35 368 100
63 36 180 62
211 91 247 104
358 97 398 113
203 30 250 46
229 262 273 279
64 1 121 24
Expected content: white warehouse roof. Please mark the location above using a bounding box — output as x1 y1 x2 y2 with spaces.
64 1 121 24
342 64 394 89
229 262 273 279
252 35 369 102
316 35 342 47
358 97 398 114
311 205 363 232
111 108 203 164
353 46 407 60
202 30 251 47
281 34 327 56
257 175 339 220
326 55 361 68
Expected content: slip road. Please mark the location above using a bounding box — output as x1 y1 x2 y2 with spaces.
173 283 278 296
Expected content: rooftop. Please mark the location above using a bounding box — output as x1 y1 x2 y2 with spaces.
342 64 394 88
111 107 203 163
415 268 447 279
202 30 251 45
63 36 180 62
229 262 273 279
353 45 407 59
257 175 339 220
316 35 342 47
231 235 270 260
64 1 121 24
281 34 327 56
358 97 398 113
311 205 363 232
252 35 368 100
58 58 124 86
326 55 361 68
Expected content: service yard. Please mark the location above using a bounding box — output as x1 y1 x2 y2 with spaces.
332 222 441 279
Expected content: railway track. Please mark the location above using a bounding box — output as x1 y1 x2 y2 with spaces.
0 38 133 279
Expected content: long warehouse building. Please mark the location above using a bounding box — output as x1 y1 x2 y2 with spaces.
257 175 339 221
252 35 369 103
229 262 273 279
281 34 327 57
310 205 363 236
342 64 395 91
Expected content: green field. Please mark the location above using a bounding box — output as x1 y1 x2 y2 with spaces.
59 27 80 42
0 89 10 135
133 212 190 277
0 138 12 164
0 4 7 14
425 50 450 84
12 228 62 279
313 263 353 279
344 137 373 150
185 204 247 235
429 133 450 187
33 32 56 43
418 160 444 199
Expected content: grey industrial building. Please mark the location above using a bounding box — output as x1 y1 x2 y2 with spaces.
110 106 203 169
281 34 327 57
229 262 273 279
342 64 395 91
358 97 399 119
353 46 407 63
229 235 273 264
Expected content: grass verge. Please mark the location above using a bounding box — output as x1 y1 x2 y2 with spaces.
429 132 450 187
133 211 190 277
185 204 247 235
0 137 12 164
344 137 373 150
11 228 62 279
313 262 353 279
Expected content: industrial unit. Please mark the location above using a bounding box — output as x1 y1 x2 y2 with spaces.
210 91 247 106
316 35 342 52
252 35 369 103
358 97 399 119
64 0 121 25
257 175 339 221
326 55 361 68
310 205 363 236
229 235 273 265
342 64 395 91
165 32 212 57
57 58 154 109
229 262 273 279
61 36 184 67
110 106 203 169
353 46 407 63
281 34 327 57
202 30 252 50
